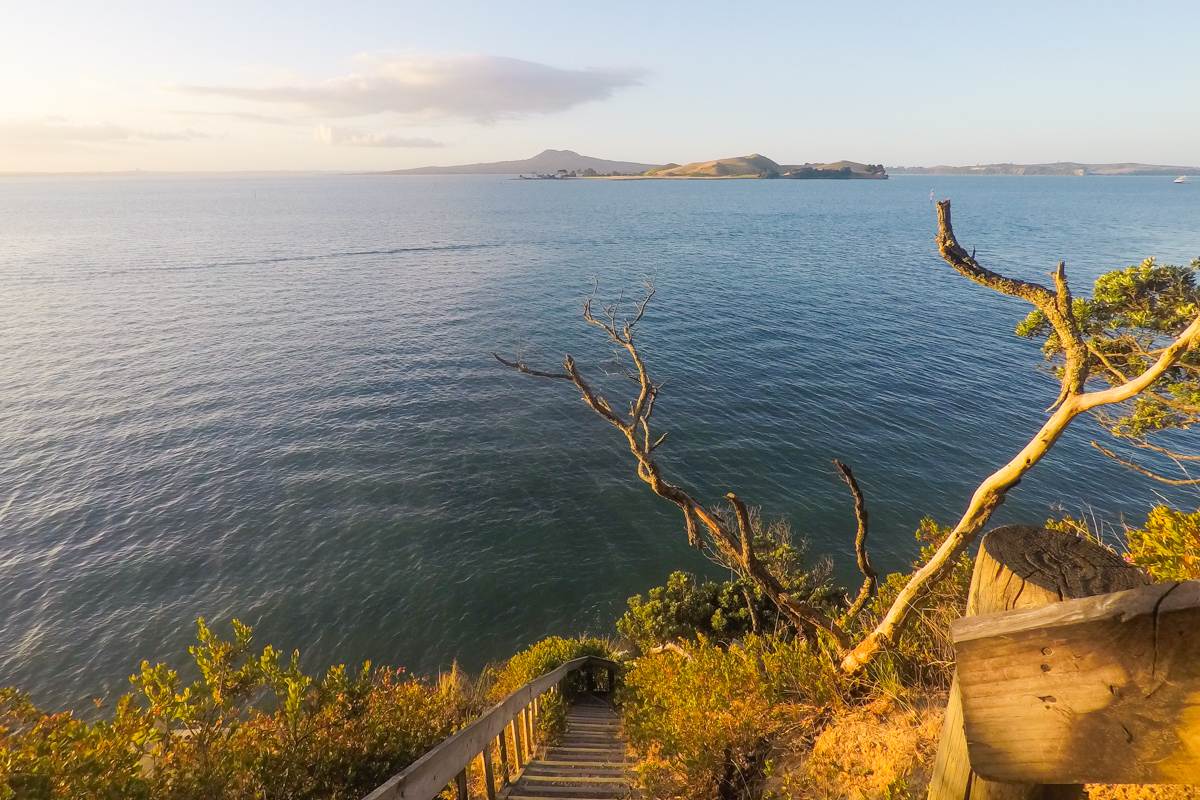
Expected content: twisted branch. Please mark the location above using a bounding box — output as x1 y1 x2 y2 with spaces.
834 460 876 623
497 284 850 649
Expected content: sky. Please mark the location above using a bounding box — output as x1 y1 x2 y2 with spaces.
2 0 1198 172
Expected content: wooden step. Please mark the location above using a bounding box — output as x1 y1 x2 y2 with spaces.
503 697 631 800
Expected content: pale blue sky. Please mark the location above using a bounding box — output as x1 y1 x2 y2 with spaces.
2 0 1197 171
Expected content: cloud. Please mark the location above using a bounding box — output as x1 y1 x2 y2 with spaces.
0 118 206 146
173 109 296 125
178 54 643 121
315 125 442 148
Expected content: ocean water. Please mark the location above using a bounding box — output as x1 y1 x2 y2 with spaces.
1 173 1197 708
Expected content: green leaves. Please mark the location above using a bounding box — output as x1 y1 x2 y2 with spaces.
1018 257 1200 445
1 619 470 800
1125 505 1200 581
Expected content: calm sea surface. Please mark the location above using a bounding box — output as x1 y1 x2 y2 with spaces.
1 174 1197 707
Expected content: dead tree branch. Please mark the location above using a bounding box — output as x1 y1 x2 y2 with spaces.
496 284 850 649
1090 441 1200 485
491 354 571 380
834 460 876 623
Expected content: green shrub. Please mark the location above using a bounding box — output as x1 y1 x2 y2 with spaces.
486 636 618 744
617 572 779 653
0 619 469 800
486 635 616 700
618 514 835 654
0 690 149 800
622 635 843 800
1125 505 1200 580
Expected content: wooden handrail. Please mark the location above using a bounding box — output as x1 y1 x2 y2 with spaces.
363 655 618 800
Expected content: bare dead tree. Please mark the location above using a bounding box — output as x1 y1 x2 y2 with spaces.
496 201 1200 676
495 284 851 649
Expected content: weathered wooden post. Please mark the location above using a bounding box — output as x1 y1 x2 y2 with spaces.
479 746 496 800
522 705 534 757
454 768 468 800
497 732 510 785
928 525 1148 800
606 665 616 694
510 717 525 769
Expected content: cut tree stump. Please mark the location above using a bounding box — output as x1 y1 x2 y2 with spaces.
927 525 1148 800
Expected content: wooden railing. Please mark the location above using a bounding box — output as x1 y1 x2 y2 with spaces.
363 655 618 800
929 525 1200 798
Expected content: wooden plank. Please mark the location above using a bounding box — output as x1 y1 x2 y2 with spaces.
928 525 1146 800
954 579 1200 784
362 656 617 800
454 768 468 800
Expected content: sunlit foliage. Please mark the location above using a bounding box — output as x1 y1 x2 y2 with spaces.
0 620 468 800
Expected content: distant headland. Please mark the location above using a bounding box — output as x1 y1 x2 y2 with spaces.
889 161 1200 176
372 149 657 176
373 149 888 180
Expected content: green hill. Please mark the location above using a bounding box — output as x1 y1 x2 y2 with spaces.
642 155 887 179
644 153 782 178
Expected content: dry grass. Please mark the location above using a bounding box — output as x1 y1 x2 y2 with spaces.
765 694 944 800
1086 786 1200 799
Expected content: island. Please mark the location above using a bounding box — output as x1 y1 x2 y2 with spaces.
372 149 656 176
372 149 888 180
639 154 886 179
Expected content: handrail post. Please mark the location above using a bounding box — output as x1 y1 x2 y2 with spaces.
454 768 468 800
497 732 510 785
606 665 615 694
522 704 534 756
510 716 525 769
479 746 496 800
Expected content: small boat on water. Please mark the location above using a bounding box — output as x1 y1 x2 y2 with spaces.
1174 176 1189 183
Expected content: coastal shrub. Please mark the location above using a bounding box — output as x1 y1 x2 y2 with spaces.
0 689 150 800
617 572 778 653
622 635 843 800
0 619 469 800
486 635 618 744
1125 505 1200 580
618 515 835 654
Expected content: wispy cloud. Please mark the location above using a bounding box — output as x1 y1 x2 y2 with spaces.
178 54 643 121
315 125 442 148
172 109 297 125
0 117 206 146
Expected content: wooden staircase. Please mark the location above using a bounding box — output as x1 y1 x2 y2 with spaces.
503 694 632 800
